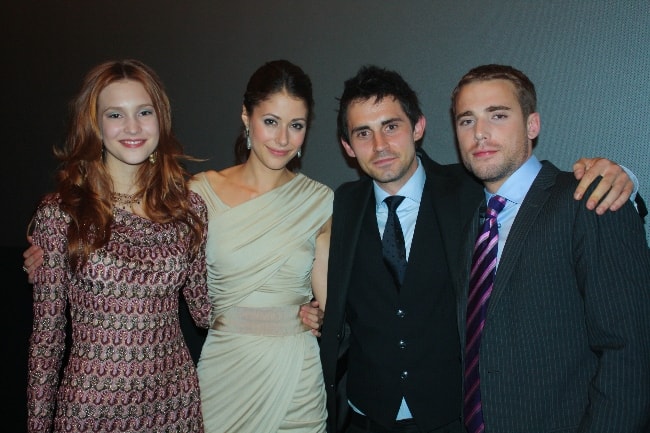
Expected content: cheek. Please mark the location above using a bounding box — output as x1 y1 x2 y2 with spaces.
100 120 116 139
251 125 270 141
143 118 160 134
456 131 475 149
148 123 161 138
289 128 307 143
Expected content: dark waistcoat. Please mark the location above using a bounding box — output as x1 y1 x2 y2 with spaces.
345 193 462 431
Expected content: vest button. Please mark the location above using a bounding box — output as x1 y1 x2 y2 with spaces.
399 339 407 349
400 371 408 380
396 309 405 318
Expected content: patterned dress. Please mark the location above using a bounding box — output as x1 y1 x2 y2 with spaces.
190 173 332 433
27 191 211 433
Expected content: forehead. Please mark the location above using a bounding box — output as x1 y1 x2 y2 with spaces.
346 96 405 123
98 79 151 106
254 91 308 117
456 79 519 110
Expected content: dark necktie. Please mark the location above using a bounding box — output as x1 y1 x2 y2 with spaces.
382 195 407 288
464 195 506 433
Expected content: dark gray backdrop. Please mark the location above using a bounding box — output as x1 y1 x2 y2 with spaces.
5 1 650 248
4 1 649 430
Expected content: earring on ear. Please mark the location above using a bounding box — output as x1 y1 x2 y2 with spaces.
149 151 157 164
246 128 252 150
296 149 302 158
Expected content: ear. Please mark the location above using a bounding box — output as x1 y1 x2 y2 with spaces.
526 112 540 140
413 115 426 141
341 139 356 158
241 105 249 130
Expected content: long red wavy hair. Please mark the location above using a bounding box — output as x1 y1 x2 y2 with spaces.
53 59 203 269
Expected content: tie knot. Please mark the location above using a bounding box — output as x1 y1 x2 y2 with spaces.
486 195 506 218
384 195 405 213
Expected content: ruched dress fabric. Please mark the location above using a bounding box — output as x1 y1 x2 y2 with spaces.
27 191 211 433
190 172 332 433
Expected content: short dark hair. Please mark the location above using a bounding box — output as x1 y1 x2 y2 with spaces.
337 65 423 144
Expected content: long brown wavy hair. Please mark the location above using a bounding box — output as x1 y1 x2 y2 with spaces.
53 59 203 269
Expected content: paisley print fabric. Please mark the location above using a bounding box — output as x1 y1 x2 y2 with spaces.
27 191 211 433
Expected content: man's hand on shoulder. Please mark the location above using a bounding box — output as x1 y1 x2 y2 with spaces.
572 157 635 214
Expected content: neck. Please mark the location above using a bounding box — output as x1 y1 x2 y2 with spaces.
241 161 294 194
111 178 139 195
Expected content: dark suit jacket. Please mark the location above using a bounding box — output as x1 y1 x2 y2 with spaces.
320 149 483 432
456 162 650 432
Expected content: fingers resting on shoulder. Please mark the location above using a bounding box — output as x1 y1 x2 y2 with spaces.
572 157 634 215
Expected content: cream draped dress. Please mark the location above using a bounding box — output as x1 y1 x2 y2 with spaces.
190 172 332 433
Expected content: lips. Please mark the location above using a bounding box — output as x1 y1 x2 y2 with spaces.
373 155 397 167
120 139 147 148
267 147 291 157
473 149 497 158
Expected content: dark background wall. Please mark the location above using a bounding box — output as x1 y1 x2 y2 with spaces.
4 1 649 431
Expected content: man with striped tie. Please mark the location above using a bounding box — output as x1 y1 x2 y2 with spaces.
452 64 650 432
318 64 643 433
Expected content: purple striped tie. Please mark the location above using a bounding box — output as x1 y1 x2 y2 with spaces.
464 195 506 433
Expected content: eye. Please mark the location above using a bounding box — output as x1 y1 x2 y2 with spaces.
291 122 305 130
493 113 508 120
106 112 122 119
264 118 278 126
354 129 370 139
458 118 473 127
385 123 399 132
139 108 155 117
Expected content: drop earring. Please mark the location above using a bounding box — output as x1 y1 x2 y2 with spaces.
246 128 252 150
296 149 302 158
149 151 157 164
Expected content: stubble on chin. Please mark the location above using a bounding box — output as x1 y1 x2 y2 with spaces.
373 164 412 187
468 160 512 186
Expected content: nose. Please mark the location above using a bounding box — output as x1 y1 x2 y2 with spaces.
277 126 289 146
474 128 489 143
124 116 142 134
473 118 489 143
372 134 388 152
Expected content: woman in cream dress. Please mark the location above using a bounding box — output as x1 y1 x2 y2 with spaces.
191 60 331 433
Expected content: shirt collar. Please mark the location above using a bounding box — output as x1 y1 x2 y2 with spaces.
487 155 542 205
374 156 425 208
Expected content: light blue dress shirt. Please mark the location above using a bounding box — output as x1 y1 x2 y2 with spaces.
374 157 426 261
486 155 542 267
349 157 426 420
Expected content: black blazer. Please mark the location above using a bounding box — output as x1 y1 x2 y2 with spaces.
456 162 650 432
320 149 483 432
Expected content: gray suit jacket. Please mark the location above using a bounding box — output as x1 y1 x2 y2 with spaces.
457 162 650 432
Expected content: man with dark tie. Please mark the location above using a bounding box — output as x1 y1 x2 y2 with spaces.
318 65 642 433
21 64 643 433
452 64 650 432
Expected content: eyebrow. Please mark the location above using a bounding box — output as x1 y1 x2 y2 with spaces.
486 105 511 112
455 105 512 121
101 102 154 112
349 117 403 135
261 113 308 123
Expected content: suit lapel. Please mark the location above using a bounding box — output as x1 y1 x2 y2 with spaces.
424 158 483 285
488 163 558 312
332 178 374 314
